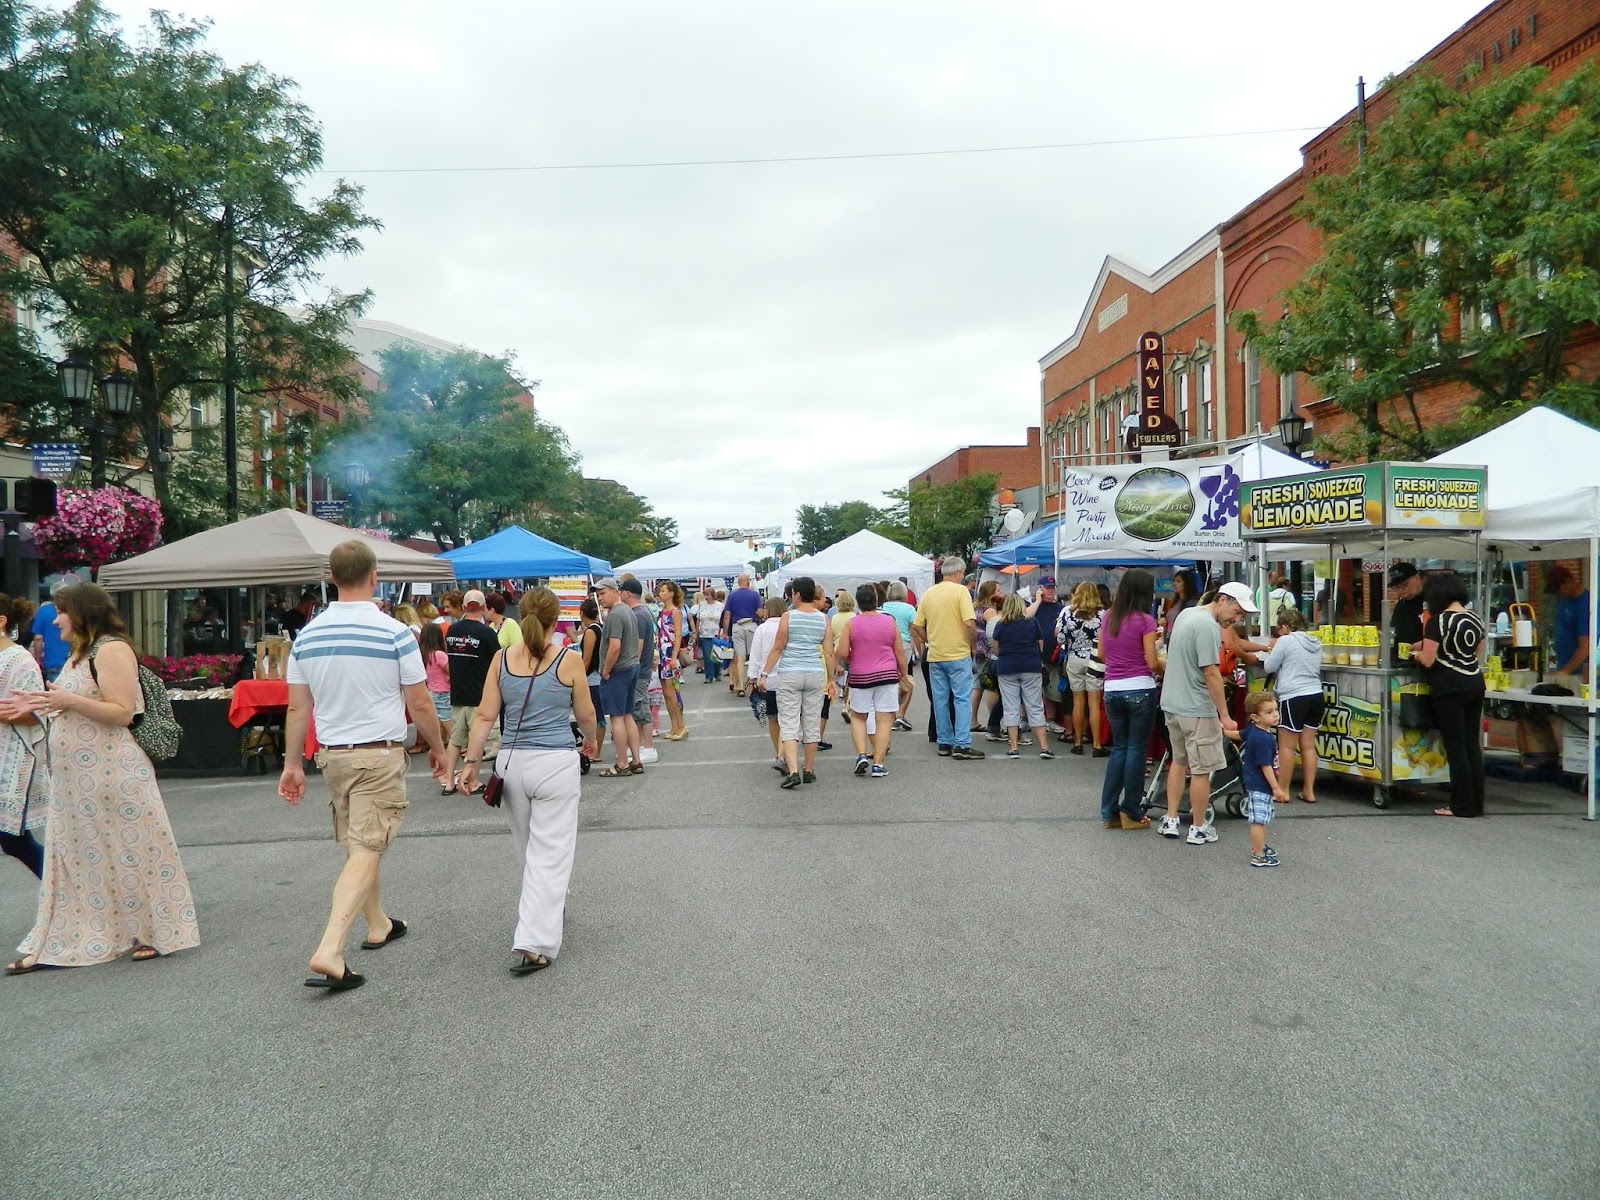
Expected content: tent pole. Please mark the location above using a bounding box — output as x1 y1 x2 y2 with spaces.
1589 535 1598 821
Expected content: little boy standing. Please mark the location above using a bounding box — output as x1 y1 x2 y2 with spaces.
1240 691 1288 868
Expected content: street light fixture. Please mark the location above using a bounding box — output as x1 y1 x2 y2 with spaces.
1277 411 1308 458
55 350 95 404
98 371 137 415
343 462 369 490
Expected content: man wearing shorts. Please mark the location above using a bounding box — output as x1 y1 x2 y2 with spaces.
621 578 657 764
1159 580 1253 845
595 577 642 775
279 540 448 991
722 574 763 696
442 589 501 794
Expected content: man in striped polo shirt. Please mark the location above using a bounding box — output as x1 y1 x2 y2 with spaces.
279 541 449 992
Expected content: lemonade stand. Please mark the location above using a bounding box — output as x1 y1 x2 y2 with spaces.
1240 463 1488 808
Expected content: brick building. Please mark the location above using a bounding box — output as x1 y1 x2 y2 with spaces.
1041 0 1600 481
910 426 1041 494
1221 0 1600 455
1038 231 1223 518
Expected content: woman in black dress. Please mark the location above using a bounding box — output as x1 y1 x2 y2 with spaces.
1411 572 1487 817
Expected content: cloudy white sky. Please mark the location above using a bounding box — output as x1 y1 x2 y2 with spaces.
105 0 1490 540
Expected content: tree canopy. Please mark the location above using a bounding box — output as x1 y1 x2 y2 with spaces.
0 0 375 535
540 476 677 566
791 473 999 565
1235 62 1600 460
794 500 884 555
327 343 580 550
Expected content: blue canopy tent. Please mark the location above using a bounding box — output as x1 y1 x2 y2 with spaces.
978 522 1177 570
438 525 611 579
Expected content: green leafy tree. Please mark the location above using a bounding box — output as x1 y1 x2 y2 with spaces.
330 344 580 550
794 499 883 554
0 1 376 537
1235 62 1600 460
887 473 999 563
540 477 677 567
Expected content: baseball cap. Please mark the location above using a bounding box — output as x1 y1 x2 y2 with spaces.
1388 563 1418 586
462 588 486 609
1039 575 1057 588
1217 581 1259 613
620 578 644 596
593 576 620 591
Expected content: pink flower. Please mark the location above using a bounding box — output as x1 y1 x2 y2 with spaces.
33 487 164 571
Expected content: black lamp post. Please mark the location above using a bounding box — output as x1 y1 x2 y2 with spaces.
56 353 138 487
1277 412 1308 459
342 462 369 525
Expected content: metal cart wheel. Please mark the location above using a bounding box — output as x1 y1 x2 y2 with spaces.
1372 786 1391 809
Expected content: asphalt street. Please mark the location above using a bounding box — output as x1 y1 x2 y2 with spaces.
2 679 1597 1200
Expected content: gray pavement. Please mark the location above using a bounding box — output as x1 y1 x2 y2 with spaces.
2 679 1597 1199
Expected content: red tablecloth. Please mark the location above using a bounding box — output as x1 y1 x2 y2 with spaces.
228 678 319 756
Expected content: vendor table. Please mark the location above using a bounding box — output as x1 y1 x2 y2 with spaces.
1485 688 1599 817
228 678 319 758
164 697 243 772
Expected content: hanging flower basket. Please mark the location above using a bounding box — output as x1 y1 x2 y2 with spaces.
31 486 164 572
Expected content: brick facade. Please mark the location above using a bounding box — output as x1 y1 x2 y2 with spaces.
911 426 1041 493
1037 231 1222 517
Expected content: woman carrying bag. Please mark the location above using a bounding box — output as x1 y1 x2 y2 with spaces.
0 593 47 878
459 588 599 975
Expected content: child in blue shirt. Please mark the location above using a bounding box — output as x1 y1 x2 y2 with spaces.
1241 691 1289 867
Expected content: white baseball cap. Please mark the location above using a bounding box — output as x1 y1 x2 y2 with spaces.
1217 581 1259 613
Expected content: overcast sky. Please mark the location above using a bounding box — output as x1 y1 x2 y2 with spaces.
104 0 1491 541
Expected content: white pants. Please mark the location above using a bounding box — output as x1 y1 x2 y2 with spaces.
496 747 581 958
777 671 825 744
998 672 1046 731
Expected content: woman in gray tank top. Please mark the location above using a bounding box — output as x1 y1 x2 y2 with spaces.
459 588 599 976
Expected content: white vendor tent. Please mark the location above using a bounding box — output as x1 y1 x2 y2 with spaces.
613 537 752 581
97 508 453 590
768 529 936 597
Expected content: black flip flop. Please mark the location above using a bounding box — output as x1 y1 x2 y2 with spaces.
360 919 408 950
5 958 60 976
509 952 551 976
304 966 366 991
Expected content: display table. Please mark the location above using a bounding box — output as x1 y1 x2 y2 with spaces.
165 698 243 773
228 678 319 757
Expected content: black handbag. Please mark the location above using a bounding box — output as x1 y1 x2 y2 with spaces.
482 657 536 808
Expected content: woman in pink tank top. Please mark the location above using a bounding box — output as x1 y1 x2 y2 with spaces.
833 584 910 778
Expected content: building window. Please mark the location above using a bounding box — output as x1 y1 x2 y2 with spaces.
1244 342 1262 433
14 256 67 362
1280 371 1298 420
1173 368 1190 436
1197 360 1213 444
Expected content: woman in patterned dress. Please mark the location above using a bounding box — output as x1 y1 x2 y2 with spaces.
0 592 48 879
655 581 688 740
3 583 200 974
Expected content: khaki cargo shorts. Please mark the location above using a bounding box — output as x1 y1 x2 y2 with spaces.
318 746 409 853
1165 714 1228 777
731 620 757 659
448 703 501 751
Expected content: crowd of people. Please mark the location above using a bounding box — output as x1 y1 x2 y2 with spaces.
3 540 1505 987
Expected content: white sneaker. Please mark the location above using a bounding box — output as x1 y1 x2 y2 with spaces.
639 748 659 764
1186 823 1218 845
1159 815 1182 838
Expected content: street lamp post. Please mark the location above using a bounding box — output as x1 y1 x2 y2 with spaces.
56 353 137 487
343 462 369 526
1277 412 1308 459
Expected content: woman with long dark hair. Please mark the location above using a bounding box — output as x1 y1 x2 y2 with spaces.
459 587 599 974
1164 569 1200 641
4 583 199 973
1098 569 1161 830
1411 572 1487 818
0 592 46 878
656 581 689 741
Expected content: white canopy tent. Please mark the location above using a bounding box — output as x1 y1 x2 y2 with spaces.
97 508 453 590
612 537 753 581
767 529 936 597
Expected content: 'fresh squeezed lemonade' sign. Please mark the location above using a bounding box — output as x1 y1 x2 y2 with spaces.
1240 467 1381 536
1388 466 1486 529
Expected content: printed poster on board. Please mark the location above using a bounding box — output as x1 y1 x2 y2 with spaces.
1052 455 1248 561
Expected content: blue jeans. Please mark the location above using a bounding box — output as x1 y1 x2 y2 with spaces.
1101 687 1160 820
928 658 974 749
699 636 721 682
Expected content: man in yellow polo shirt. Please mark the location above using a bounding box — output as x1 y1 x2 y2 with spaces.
912 555 983 759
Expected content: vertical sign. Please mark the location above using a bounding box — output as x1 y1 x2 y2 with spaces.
1133 331 1181 449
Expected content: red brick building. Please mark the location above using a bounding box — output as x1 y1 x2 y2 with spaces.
1223 0 1600 457
1042 0 1600 479
910 426 1041 493
1038 231 1223 518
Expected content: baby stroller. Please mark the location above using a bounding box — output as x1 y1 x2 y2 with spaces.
1139 732 1248 824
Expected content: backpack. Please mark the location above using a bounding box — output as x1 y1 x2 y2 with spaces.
89 639 183 763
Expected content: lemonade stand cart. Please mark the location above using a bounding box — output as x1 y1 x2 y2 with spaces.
1240 462 1488 808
